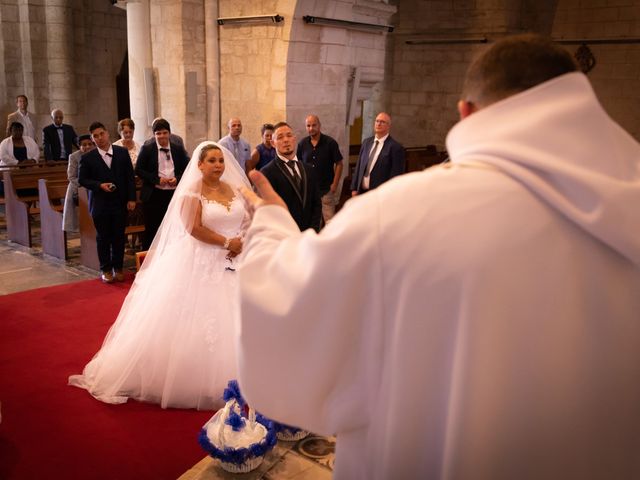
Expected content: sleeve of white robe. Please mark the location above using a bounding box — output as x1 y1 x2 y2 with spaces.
238 197 385 436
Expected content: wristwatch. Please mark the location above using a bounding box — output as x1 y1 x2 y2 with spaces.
223 237 231 249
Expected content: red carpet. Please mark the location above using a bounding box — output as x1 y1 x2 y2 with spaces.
0 277 213 479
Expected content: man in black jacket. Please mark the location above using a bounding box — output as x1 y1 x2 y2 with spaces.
78 122 136 283
135 118 190 250
42 109 78 160
261 122 321 232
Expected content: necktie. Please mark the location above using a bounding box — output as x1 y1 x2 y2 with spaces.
160 147 170 156
287 160 302 191
364 140 379 177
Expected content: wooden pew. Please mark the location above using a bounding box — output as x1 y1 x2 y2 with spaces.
405 145 444 173
38 178 68 260
2 164 68 247
78 186 145 271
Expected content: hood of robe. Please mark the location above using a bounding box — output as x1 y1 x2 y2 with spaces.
446 72 640 265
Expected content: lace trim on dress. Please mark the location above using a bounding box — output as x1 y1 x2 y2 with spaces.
201 194 236 212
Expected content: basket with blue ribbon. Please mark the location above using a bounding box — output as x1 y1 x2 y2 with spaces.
198 380 277 473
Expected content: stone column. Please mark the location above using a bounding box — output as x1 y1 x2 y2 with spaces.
204 0 220 141
125 0 153 143
45 0 75 118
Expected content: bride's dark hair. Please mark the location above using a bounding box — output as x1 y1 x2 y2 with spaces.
199 143 221 162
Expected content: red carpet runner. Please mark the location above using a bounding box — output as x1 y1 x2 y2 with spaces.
0 277 213 479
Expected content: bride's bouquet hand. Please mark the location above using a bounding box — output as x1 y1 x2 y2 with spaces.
227 237 243 255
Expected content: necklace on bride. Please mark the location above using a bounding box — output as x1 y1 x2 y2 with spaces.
203 181 223 192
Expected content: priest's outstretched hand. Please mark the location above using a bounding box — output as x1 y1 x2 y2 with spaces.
240 170 287 214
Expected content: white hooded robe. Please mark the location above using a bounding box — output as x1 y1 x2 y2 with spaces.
238 72 640 479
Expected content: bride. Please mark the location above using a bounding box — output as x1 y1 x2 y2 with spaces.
69 141 250 410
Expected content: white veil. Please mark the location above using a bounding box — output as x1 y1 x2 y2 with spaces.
69 141 251 408
140 140 251 269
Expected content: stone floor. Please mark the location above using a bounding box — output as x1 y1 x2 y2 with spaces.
0 210 335 479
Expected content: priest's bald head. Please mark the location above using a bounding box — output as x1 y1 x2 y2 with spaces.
458 34 578 118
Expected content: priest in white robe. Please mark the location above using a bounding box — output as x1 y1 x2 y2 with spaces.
237 34 640 480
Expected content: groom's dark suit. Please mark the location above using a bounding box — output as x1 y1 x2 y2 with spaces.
350 135 406 194
135 141 190 249
78 145 136 272
42 123 78 160
262 157 322 232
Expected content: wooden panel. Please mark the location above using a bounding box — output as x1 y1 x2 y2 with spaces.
38 178 68 260
78 187 100 271
2 165 69 247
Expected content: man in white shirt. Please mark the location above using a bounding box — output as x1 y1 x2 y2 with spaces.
237 34 640 479
135 118 190 250
6 95 37 144
218 117 251 171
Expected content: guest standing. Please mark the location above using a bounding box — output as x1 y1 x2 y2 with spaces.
218 117 251 170
350 112 405 196
6 95 36 143
42 109 78 161
113 118 141 167
135 118 189 250
63 134 95 233
247 123 276 172
296 115 344 223
78 122 136 283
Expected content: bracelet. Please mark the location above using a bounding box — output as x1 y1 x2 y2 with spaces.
223 237 231 249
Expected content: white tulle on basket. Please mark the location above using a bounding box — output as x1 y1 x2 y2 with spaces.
198 381 277 473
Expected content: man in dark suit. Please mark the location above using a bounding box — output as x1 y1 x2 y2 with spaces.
42 109 78 160
261 122 321 232
351 112 406 196
79 122 136 283
135 118 190 250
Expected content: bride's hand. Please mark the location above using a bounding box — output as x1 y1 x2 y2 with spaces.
228 237 242 254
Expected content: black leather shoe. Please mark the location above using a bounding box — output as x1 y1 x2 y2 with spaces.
101 271 114 283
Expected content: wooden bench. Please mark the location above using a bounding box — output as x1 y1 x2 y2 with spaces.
2 164 69 247
38 178 69 260
405 145 446 173
78 186 145 271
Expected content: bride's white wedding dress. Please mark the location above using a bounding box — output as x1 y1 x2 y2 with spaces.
69 142 249 410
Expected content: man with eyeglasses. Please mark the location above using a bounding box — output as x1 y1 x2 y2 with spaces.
350 112 405 196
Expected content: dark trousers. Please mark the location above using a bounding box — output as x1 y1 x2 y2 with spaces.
142 188 174 250
92 208 127 272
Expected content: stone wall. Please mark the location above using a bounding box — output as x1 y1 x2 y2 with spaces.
380 0 640 150
216 0 394 161
0 0 127 141
217 0 296 149
552 1 640 140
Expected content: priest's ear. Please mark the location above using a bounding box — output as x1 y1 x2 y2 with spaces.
457 100 478 120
